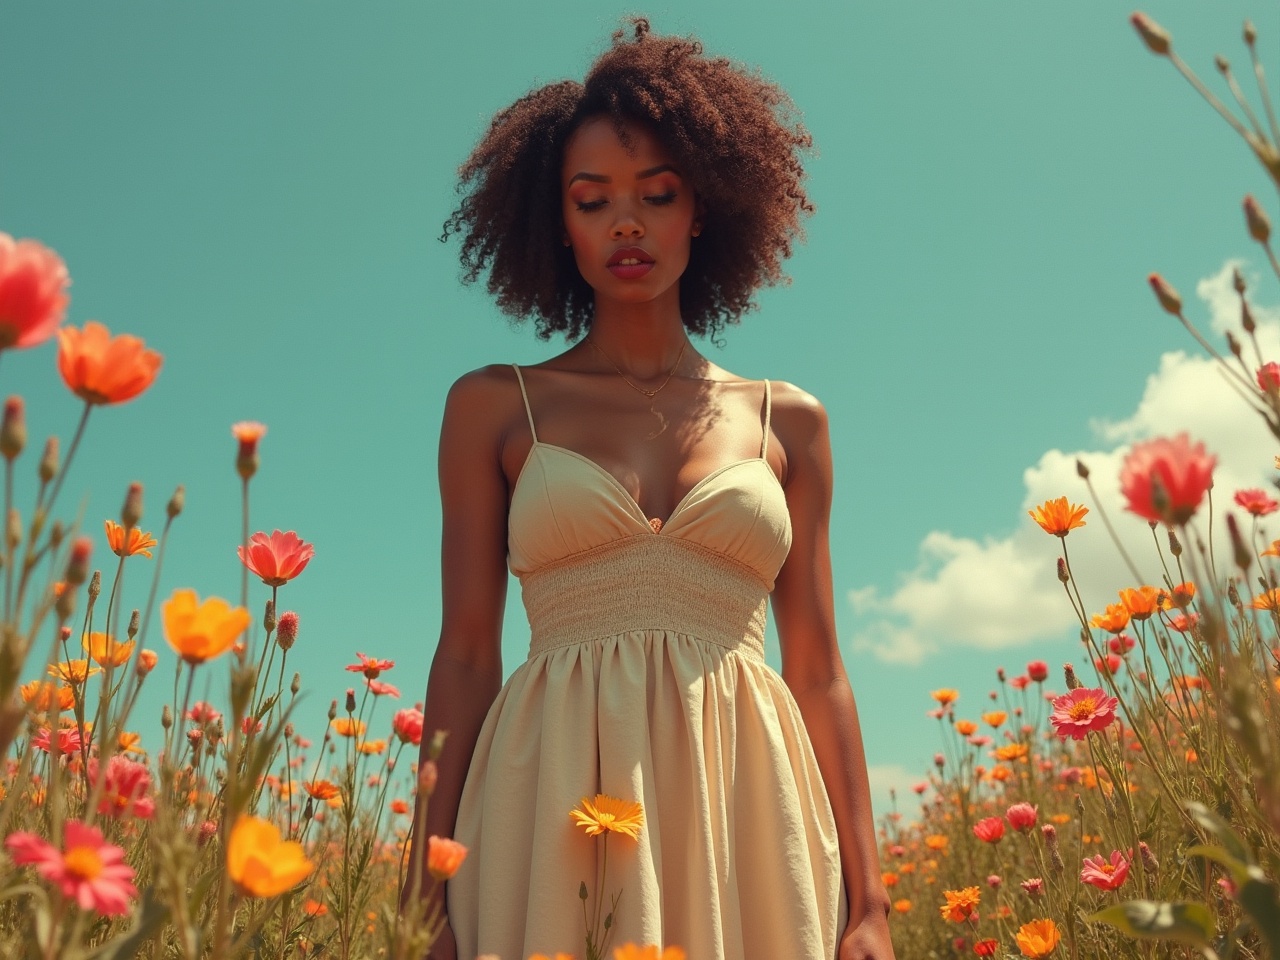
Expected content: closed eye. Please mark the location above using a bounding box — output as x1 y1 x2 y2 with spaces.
646 192 677 205
575 199 607 212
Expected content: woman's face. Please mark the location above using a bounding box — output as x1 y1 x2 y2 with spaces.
561 116 700 308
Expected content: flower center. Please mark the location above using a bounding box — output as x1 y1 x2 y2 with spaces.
63 844 104 881
1068 698 1097 720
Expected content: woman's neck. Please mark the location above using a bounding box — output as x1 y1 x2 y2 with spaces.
585 291 692 379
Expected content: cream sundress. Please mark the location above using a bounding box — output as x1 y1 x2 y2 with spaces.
448 365 846 960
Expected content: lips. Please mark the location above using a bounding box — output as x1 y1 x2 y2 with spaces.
606 246 655 280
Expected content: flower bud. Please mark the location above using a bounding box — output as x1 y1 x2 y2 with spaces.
64 536 92 586
137 649 158 676
1244 19 1256 45
1063 663 1082 690
209 718 224 744
38 436 58 484
345 688 356 714
284 722 295 739
60 625 71 642
120 482 143 530
263 598 276 634
1147 272 1182 314
1057 558 1069 583
291 672 301 696
1138 840 1159 874
232 421 266 480
1227 330 1243 361
127 609 140 640
328 698 338 721
1227 514 1252 571
49 520 63 550
579 880 589 901
88 570 101 600
162 704 173 730
1228 580 1241 607
277 611 299 651
1075 458 1090 480
1 397 25 462
1215 54 1230 75
167 484 185 519
5 508 20 552
1244 195 1271 244
1101 786 1117 821
996 667 1006 682
1130 12 1171 55
418 759 438 796
303 797 315 821
1074 793 1085 817
1168 528 1182 557
427 729 448 761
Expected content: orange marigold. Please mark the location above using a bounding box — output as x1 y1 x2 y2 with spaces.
939 886 981 922
570 795 645 840
1016 918 1061 958
163 589 251 665
1028 496 1088 537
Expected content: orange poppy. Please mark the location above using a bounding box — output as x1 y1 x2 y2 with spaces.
1118 586 1160 620
1028 497 1088 537
83 632 135 668
981 711 1007 729
426 836 468 881
19 680 75 712
57 321 162 406
356 739 387 756
1090 603 1130 634
47 659 100 685
304 780 340 800
994 743 1029 762
1161 581 1196 609
954 720 977 736
930 689 959 706
163 589 251 665
104 519 157 558
893 899 912 913
1251 588 1280 613
330 718 366 738
226 815 314 897
1015 918 1061 958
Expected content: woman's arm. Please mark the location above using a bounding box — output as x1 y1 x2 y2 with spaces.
769 384 894 956
402 367 513 932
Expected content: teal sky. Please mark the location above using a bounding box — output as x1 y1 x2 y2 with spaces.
3 1 1278 817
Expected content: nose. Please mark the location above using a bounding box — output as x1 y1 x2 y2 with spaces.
610 202 644 239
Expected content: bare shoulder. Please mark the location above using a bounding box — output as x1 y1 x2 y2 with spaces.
767 380 830 451
441 363 524 439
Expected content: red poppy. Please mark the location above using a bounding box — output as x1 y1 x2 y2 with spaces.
1234 488 1279 516
237 530 314 587
0 233 69 350
1120 434 1215 526
973 817 1005 843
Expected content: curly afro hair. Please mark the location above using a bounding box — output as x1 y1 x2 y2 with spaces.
442 18 814 342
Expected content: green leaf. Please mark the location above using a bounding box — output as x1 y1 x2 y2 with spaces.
1184 801 1251 864
1087 900 1216 945
1237 870 1280 957
1186 844 1250 887
83 888 170 960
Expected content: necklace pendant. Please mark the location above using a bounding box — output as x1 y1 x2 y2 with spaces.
642 389 656 398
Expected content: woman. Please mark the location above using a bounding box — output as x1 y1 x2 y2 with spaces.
408 20 894 960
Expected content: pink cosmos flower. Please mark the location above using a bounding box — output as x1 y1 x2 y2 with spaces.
1006 802 1038 832
186 701 222 725
32 726 82 755
89 755 155 819
1081 850 1131 891
392 708 424 746
1008 675 1031 691
237 530 314 588
1050 688 1120 741
1120 434 1216 525
1020 877 1044 897
973 817 1005 843
367 679 400 698
346 652 394 680
5 820 138 914
0 233 70 351
1234 488 1279 516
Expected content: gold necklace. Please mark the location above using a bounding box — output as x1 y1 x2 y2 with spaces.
584 336 689 439
584 336 688 399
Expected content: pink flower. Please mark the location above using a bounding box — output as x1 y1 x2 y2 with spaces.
186 701 222 725
1168 613 1198 633
32 726 82 755
1006 802 1038 832
973 817 1005 843
911 782 928 795
276 610 299 650
1008 675 1031 691
0 233 70 351
1050 687 1120 740
392 708 424 746
5 820 138 914
1120 434 1216 525
242 717 263 735
1108 634 1136 655
89 755 155 819
346 652 394 680
986 874 1002 889
366 679 400 698
1234 488 1279 516
1081 850 1131 890
1257 362 1280 394
1020 877 1044 897
1026 660 1048 683
968 735 993 747
237 530 314 588
1094 654 1124 675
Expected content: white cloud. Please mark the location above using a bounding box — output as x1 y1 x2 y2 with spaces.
849 261 1280 666
866 763 923 822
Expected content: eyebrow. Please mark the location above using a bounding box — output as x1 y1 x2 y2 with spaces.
567 164 681 185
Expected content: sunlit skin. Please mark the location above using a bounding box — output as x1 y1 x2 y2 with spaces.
412 117 893 960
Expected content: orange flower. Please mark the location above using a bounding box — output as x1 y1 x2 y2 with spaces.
924 834 948 851
104 519 156 559
570 795 645 840
1161 581 1196 609
1028 497 1087 537
981 711 1007 729
162 589 251 665
1049 813 1071 825
1118 586 1160 621
1015 918 1061 958
0 233 70 350
994 743 1029 762
1251 588 1280 613
939 886 981 922
83 632 135 668
426 836 468 881
48 659 100 685
118 732 144 755
304 780 340 800
57 322 162 406
989 765 1012 782
19 680 75 713
390 798 409 815
136 649 158 675
303 898 328 917
893 899 912 913
1089 603 1130 634
226 815 314 897
931 689 959 706
330 718 366 739
899 862 917 875
612 947 686 960
356 739 387 756
528 954 576 960
954 719 977 736
882 871 899 887
1263 539 1280 558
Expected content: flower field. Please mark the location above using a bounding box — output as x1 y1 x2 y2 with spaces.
1 8 1279 960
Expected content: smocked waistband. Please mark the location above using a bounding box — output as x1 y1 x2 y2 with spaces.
520 536 769 661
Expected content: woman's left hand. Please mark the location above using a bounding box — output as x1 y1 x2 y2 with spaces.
838 907 897 960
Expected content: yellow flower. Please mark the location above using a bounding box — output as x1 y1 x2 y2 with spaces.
570 794 645 840
1028 496 1088 537
356 738 387 755
330 718 366 738
163 589 251 664
47 659 100 685
83 632 135 668
1016 918 1061 958
227 815 314 897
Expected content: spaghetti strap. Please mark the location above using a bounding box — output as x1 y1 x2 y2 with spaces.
760 379 772 459
511 364 538 442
